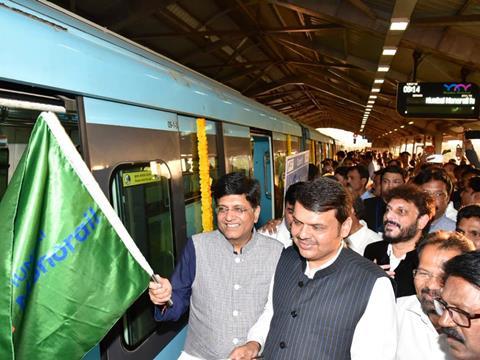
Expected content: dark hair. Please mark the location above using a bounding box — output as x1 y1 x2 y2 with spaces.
212 172 260 208
336 150 346 159
334 166 349 178
462 167 480 179
443 251 480 289
400 151 411 157
384 184 435 219
352 197 366 220
381 165 406 180
348 164 369 180
308 164 320 181
413 167 453 195
457 204 480 224
467 176 480 193
417 231 475 257
295 177 352 223
285 182 304 206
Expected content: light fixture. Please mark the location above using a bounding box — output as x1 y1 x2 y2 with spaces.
408 121 414 125
382 47 397 56
369 95 378 99
400 125 405 128
367 100 375 104
378 65 390 72
374 79 385 84
372 88 381 93
390 20 409 31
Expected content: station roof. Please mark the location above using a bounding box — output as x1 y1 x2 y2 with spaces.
48 0 480 146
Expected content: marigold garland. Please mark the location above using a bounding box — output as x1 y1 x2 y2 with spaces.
286 134 292 156
196 118 213 232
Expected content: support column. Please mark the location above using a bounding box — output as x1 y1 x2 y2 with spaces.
433 133 443 154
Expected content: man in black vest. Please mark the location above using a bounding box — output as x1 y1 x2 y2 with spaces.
232 178 397 359
364 184 435 297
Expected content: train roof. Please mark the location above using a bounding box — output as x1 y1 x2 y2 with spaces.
37 0 480 147
0 0 305 136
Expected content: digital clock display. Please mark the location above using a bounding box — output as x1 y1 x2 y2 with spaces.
396 82 479 119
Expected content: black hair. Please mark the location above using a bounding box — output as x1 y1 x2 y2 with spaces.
308 164 320 180
443 251 480 289
381 165 406 180
467 176 480 193
352 197 366 220
295 177 352 223
384 184 435 220
285 181 304 206
212 172 260 208
334 166 350 177
413 167 454 195
348 164 369 181
457 204 480 224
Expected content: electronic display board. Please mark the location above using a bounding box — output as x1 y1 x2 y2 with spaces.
397 82 479 119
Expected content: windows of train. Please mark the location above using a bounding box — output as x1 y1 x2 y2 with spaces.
179 116 219 237
110 162 175 348
223 123 252 176
0 90 79 201
290 135 301 154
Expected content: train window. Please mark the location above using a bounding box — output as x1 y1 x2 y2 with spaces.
110 163 175 348
223 123 251 176
0 90 79 201
179 117 219 237
290 135 301 154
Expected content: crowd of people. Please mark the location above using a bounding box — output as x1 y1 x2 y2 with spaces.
148 143 480 360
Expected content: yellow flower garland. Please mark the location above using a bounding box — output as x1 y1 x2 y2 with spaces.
196 118 213 232
286 134 292 156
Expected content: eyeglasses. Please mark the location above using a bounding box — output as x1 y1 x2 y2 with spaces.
423 191 447 199
215 206 252 217
413 269 444 283
433 297 480 328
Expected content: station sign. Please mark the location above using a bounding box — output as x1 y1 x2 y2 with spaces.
396 82 479 119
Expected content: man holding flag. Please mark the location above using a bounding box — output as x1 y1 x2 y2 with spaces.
0 112 151 359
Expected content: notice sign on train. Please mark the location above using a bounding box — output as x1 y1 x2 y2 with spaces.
122 169 159 187
397 82 479 119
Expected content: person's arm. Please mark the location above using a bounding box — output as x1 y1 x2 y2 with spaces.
229 275 274 359
153 237 196 322
465 139 480 169
350 277 397 360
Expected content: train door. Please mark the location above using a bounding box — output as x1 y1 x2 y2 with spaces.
81 97 187 359
251 134 274 228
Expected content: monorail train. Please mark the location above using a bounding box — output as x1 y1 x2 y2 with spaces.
0 1 335 359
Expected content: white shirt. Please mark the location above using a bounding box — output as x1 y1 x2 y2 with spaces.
346 220 382 255
396 295 452 360
247 244 397 359
258 218 292 248
387 244 407 271
445 201 458 222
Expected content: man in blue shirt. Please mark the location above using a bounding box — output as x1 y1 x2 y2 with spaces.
148 172 283 360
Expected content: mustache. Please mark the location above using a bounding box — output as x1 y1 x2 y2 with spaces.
384 220 400 228
441 327 465 343
420 288 441 297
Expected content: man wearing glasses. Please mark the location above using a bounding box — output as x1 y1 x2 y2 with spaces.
434 251 480 359
148 172 283 360
413 167 456 232
396 231 475 359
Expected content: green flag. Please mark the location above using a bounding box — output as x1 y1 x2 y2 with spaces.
0 112 152 359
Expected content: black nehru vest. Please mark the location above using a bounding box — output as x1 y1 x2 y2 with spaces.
262 246 387 360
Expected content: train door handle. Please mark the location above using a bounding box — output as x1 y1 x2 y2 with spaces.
263 151 271 199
